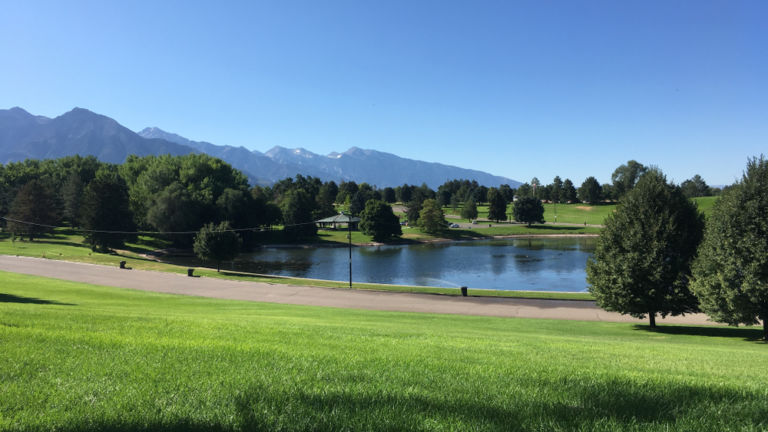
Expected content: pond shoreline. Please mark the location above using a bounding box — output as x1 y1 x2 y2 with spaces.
265 233 600 249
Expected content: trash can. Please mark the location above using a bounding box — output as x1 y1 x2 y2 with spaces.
119 261 126 269
460 286 468 297
187 268 194 277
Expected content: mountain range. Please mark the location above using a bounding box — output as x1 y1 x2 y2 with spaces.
0 107 520 188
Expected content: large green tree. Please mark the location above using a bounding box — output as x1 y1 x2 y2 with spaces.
691 157 768 339
359 200 402 242
6 180 60 241
587 170 704 327
562 179 577 203
680 174 711 198
611 160 647 199
193 221 242 272
513 197 544 226
80 171 135 251
146 182 202 245
418 199 446 234
280 188 318 239
487 188 507 222
578 177 602 204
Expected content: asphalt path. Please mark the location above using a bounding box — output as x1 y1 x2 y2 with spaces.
0 255 715 325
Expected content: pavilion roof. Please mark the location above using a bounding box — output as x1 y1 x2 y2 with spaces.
315 213 361 223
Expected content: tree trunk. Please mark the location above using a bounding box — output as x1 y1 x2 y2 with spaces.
763 319 767 341
649 313 656 328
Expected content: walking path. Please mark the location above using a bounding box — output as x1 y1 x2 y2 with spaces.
0 255 715 325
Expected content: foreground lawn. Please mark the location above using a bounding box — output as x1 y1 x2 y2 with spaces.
1 272 766 431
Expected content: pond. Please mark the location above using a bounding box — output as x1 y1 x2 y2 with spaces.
244 237 596 292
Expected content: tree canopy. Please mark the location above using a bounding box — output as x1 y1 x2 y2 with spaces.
486 188 507 222
587 170 704 327
193 221 242 272
611 160 647 199
691 157 768 339
359 200 402 242
513 197 544 226
80 170 135 251
418 199 446 234
6 180 60 241
578 177 602 204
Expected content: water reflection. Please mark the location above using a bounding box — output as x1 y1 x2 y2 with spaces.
244 237 596 292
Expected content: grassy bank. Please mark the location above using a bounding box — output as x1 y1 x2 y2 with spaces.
1 271 765 431
0 233 593 301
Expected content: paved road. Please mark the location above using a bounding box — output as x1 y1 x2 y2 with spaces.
0 255 715 325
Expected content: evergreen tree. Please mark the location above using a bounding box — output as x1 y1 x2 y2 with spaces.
418 199 446 234
587 170 703 327
691 157 768 339
551 176 563 203
461 197 478 220
359 200 402 242
6 180 60 241
61 172 85 226
513 197 544 226
578 177 602 204
487 188 507 222
406 197 423 225
193 221 241 272
562 179 578 203
80 171 135 251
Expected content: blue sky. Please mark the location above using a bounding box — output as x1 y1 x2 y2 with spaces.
1 1 765 186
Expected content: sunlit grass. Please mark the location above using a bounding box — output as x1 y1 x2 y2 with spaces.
0 271 765 431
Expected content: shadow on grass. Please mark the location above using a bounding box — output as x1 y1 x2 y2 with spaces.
634 324 766 342
43 376 766 431
0 293 75 306
526 225 589 231
230 377 764 431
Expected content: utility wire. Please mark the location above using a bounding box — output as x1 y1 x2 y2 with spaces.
0 216 318 235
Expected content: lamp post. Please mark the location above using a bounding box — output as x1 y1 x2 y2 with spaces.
348 216 352 288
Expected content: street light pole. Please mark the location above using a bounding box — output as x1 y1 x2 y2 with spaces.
348 217 352 288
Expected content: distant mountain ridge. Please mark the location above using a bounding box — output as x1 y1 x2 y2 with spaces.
0 107 521 188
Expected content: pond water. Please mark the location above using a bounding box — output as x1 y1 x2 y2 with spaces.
244 237 596 292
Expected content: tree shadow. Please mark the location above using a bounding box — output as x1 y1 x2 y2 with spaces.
38 375 767 431
0 293 75 306
633 324 765 342
528 225 587 231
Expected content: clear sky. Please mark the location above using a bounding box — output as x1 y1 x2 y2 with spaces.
1 0 765 186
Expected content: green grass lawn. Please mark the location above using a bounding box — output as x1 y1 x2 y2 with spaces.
692 196 718 216
1 271 765 431
446 197 718 226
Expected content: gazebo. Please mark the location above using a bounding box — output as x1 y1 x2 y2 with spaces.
315 213 361 230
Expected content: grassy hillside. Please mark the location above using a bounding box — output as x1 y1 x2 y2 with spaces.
1 271 766 431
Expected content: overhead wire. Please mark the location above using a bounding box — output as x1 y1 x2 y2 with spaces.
0 216 318 235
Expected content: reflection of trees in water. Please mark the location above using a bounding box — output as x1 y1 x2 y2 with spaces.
491 254 507 275
234 260 313 276
358 246 403 258
357 246 404 284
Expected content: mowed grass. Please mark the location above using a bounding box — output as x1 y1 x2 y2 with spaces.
1 271 766 431
446 197 718 226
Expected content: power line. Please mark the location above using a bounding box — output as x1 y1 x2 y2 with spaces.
0 216 317 235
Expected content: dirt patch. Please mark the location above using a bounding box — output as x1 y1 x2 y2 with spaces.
574 206 594 211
